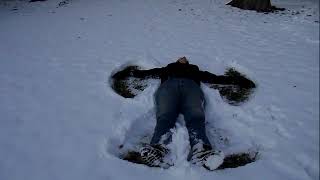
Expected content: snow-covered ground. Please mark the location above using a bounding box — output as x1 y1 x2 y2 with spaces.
0 0 319 180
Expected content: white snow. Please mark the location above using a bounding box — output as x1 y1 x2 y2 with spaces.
0 0 319 180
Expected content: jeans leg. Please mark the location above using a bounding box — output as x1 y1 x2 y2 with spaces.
150 80 180 145
181 80 212 149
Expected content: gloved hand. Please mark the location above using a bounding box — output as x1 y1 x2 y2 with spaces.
235 76 256 89
113 68 134 79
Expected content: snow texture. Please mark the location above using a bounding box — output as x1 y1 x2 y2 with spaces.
0 0 319 180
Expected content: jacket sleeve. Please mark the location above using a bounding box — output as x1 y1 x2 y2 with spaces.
198 70 256 88
132 67 165 79
198 71 235 84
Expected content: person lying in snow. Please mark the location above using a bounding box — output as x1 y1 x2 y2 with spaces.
128 57 255 170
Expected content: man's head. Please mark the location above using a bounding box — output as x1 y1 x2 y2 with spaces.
176 57 189 64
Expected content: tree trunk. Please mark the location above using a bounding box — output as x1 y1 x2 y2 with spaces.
227 0 272 12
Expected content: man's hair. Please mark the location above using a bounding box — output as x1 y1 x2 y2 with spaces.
176 57 189 64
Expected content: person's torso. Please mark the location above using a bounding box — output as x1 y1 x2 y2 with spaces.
160 63 201 85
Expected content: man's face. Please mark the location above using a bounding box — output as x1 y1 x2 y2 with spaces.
177 57 189 64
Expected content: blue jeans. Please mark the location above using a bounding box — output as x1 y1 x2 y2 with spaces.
150 78 212 149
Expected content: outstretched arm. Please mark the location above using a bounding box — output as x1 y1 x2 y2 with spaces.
131 67 165 79
112 66 164 80
198 70 255 88
199 71 235 84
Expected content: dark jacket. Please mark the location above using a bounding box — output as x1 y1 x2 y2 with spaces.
132 62 255 88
